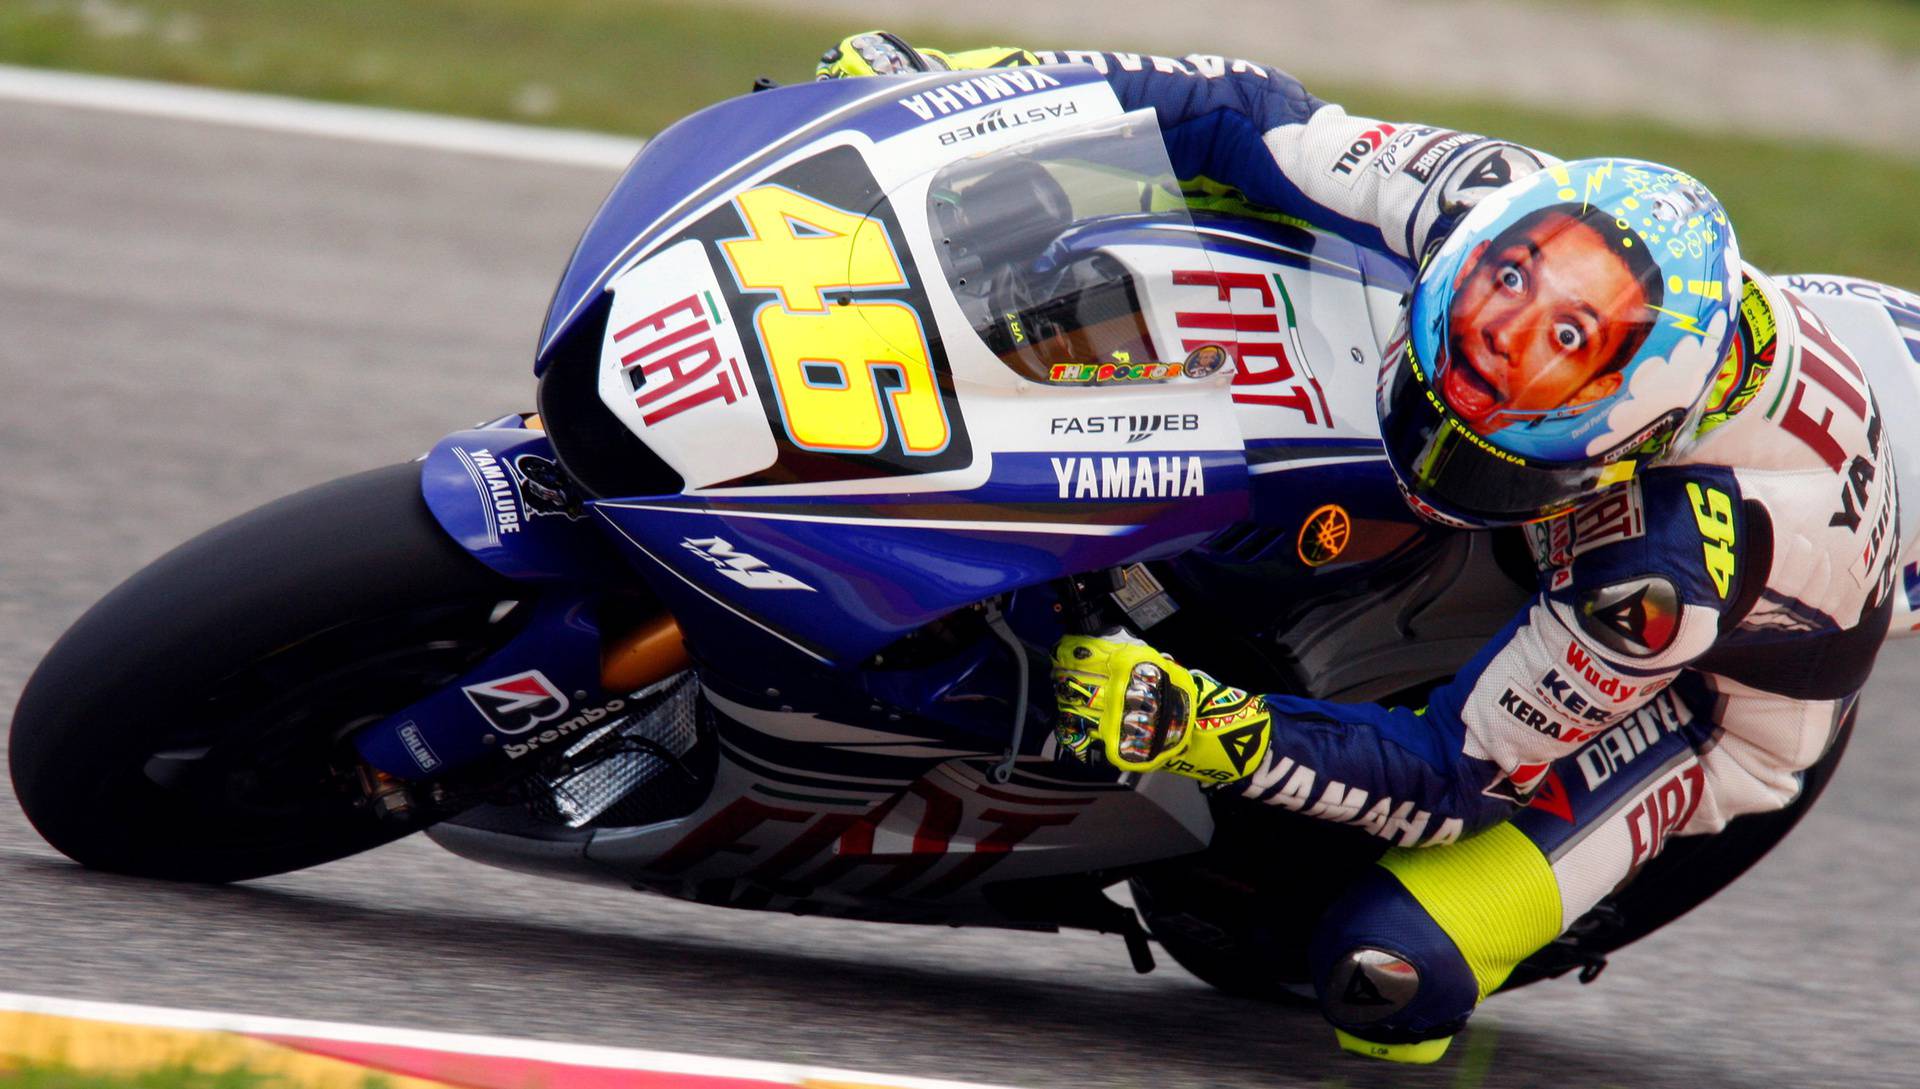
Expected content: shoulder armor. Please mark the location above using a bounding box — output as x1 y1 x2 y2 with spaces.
1577 576 1682 658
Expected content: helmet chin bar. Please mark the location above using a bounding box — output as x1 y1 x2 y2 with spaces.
1378 332 1618 530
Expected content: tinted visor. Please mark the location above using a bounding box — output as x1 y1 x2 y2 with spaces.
1380 341 1617 526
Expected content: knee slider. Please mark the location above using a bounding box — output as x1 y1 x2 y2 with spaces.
1311 868 1480 1047
1311 823 1565 1059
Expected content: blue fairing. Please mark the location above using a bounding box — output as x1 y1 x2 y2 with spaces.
538 78 884 363
537 69 1102 368
352 592 608 776
528 75 1265 666
356 67 1493 800
594 450 1249 664
420 423 616 583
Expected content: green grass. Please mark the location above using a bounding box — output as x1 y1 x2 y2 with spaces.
1327 86 1920 289
3 0 1916 288
0 0 830 135
1521 0 1920 54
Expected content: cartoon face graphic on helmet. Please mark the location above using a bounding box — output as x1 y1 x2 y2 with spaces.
1379 158 1741 528
1440 206 1662 431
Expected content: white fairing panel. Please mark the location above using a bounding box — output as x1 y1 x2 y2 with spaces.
597 240 778 489
1133 233 1393 447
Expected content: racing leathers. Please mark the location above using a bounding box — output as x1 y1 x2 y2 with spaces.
821 38 1910 1062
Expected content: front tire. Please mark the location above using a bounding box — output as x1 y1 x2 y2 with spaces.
10 463 528 882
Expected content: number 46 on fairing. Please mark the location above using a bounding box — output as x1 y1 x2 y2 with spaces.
721 185 953 459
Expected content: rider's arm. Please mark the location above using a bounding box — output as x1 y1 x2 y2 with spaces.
1219 471 1746 844
859 41 1551 262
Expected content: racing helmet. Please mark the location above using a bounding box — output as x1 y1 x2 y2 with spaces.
1378 158 1741 528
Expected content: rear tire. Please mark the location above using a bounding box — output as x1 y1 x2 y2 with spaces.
10 463 529 882
1132 806 1385 1003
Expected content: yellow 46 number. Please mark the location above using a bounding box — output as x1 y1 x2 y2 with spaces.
1685 482 1737 599
720 185 951 457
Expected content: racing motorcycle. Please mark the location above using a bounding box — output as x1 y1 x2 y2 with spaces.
15 65 1920 1001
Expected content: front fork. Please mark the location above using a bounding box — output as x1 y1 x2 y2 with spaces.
345 415 692 808
359 414 1148 823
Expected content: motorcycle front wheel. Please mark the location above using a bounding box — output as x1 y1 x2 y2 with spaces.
9 462 530 883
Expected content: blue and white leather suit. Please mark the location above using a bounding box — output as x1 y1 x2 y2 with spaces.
1009 48 1917 1048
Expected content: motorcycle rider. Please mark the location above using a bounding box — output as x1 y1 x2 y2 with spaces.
820 34 1902 1063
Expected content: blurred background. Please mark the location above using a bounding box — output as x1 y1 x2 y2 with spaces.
2 0 1917 284
3 6 1919 1088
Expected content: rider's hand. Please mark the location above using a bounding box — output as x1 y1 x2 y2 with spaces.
816 31 953 79
1052 633 1272 783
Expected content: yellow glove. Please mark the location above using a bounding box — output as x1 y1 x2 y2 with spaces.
1052 634 1272 783
815 31 954 79
816 31 1038 80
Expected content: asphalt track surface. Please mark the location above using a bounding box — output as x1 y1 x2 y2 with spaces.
3 101 1918 1089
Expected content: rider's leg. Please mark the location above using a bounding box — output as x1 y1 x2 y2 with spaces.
1304 688 1853 1063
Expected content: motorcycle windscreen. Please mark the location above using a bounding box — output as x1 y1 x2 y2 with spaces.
911 110 1240 392
593 109 1249 491
592 109 1253 664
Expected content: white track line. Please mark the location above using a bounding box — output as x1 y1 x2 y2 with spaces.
0 991 1025 1089
0 64 642 169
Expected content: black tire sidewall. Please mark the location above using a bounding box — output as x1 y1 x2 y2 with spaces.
10 463 519 882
